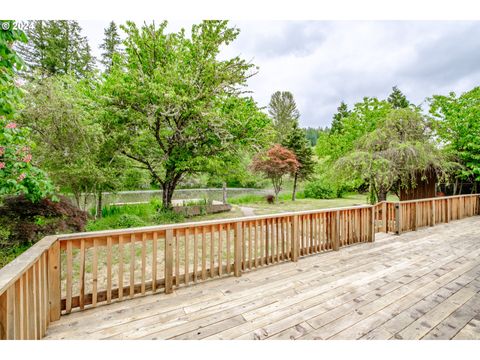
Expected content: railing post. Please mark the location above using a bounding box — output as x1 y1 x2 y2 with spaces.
333 211 340 251
395 202 402 235
0 287 15 339
164 229 174 294
47 240 61 322
431 200 436 226
445 198 450 223
291 215 299 261
413 201 418 231
369 206 375 242
382 202 387 233
234 222 243 276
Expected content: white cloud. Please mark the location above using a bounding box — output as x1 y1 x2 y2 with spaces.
80 20 480 128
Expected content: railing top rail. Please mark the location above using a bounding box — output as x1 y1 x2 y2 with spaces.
390 193 479 205
0 235 58 297
56 203 374 241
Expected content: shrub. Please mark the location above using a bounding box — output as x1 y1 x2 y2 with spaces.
0 195 88 247
152 209 184 224
114 214 146 228
304 180 338 199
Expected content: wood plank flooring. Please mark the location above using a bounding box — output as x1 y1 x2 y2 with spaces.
44 216 480 340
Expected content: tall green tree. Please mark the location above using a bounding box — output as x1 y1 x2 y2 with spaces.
100 21 122 72
102 20 272 209
282 122 315 200
336 108 452 203
17 20 95 78
268 91 300 143
316 97 392 162
0 20 54 202
429 87 480 193
387 86 410 109
331 101 351 134
19 74 118 212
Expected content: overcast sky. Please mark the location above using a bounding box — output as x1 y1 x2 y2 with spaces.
79 20 480 128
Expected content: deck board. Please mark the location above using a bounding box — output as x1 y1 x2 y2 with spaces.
44 216 480 340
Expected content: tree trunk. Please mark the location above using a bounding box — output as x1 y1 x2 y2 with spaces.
222 182 227 204
162 183 174 209
292 173 298 201
378 191 387 202
96 191 103 219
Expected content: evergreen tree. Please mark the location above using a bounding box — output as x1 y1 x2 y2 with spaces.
387 86 410 109
331 101 350 134
17 20 95 78
268 91 300 143
282 122 315 201
100 21 122 72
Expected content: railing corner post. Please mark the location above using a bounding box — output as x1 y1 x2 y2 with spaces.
48 240 61 322
165 229 174 294
395 202 402 235
370 206 375 242
234 222 243 276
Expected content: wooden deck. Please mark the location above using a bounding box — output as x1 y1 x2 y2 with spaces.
44 216 480 340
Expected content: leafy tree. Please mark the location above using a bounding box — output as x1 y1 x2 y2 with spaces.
0 20 54 202
335 108 452 203
100 21 122 72
17 20 95 78
282 122 315 200
316 97 392 162
251 144 299 202
19 74 118 213
429 87 480 193
102 21 272 209
268 91 300 143
387 86 410 109
331 101 351 134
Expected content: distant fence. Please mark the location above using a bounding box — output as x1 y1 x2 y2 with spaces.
1 194 479 339
69 188 272 210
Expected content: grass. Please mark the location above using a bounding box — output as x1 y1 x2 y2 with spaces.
230 192 399 215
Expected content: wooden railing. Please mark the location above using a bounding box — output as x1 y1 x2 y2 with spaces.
1 194 479 339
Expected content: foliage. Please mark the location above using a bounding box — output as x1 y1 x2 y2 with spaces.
268 91 300 143
387 86 410 109
304 127 325 146
0 195 87 248
429 87 480 187
0 20 55 202
303 179 340 199
335 108 453 203
19 74 122 209
17 20 95 78
282 122 315 200
86 201 184 231
316 97 392 162
101 20 271 209
331 101 351 134
100 21 122 72
250 144 299 201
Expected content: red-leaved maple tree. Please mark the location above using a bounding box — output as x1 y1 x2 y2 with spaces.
251 144 299 202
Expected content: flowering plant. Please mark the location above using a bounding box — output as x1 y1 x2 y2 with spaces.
0 119 55 202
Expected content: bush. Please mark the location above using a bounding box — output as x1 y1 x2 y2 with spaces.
304 180 339 199
0 195 88 247
266 194 275 204
152 209 184 224
114 214 146 228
